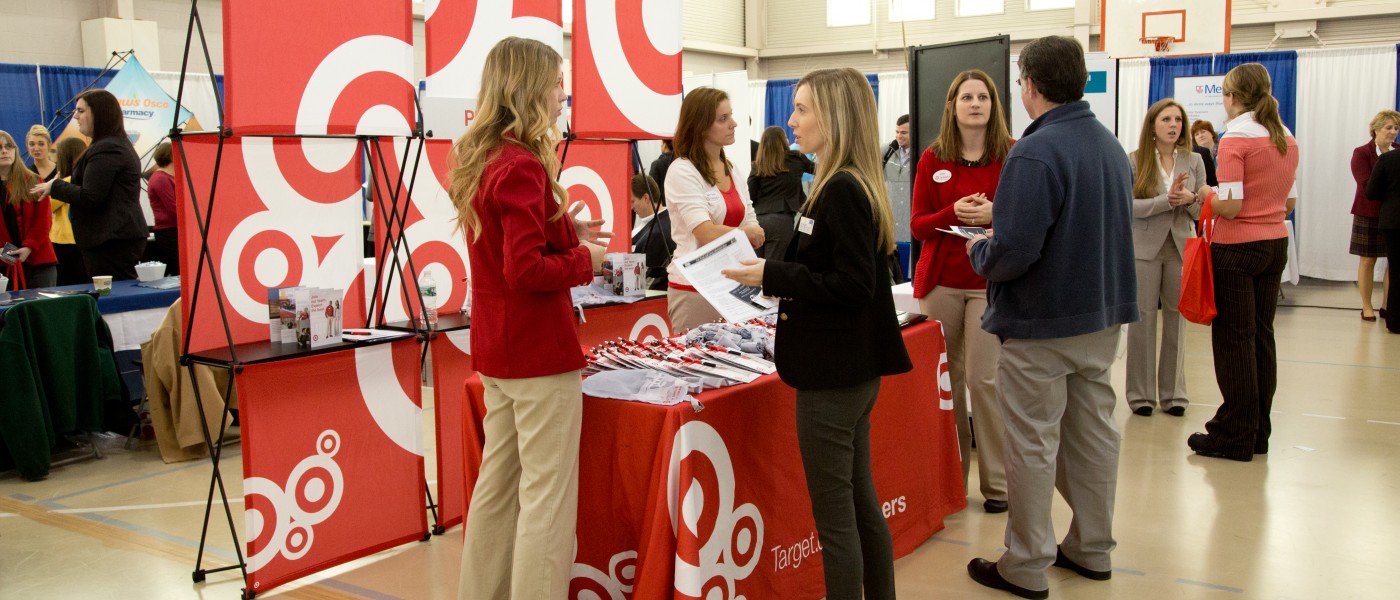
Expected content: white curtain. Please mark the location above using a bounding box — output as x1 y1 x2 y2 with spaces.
149 70 222 133
1116 58 1151 151
1296 45 1398 281
749 80 767 141
876 71 909 148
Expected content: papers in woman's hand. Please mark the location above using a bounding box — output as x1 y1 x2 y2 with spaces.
673 229 779 323
936 226 989 239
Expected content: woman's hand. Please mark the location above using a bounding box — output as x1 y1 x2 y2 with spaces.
28 180 53 198
954 193 993 225
721 258 765 287
7 247 31 263
1167 172 1194 207
568 202 614 247
740 223 766 249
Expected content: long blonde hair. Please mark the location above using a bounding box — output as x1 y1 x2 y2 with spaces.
930 69 1012 165
448 37 568 240
1133 98 1192 199
795 68 896 254
1 130 39 206
752 126 791 177
1223 63 1289 155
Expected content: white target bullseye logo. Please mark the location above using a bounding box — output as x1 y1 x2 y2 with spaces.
243 430 345 572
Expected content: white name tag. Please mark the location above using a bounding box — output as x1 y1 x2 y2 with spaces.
704 190 722 202
932 169 952 183
797 216 815 235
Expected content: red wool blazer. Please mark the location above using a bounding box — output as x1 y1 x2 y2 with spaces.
467 143 593 379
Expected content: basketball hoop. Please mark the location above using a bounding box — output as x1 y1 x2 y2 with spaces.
1142 36 1175 53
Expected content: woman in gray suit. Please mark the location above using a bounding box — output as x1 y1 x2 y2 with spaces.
1127 98 1205 417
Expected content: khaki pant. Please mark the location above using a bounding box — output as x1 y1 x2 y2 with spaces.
667 287 722 332
459 370 583 600
995 327 1120 592
1126 238 1188 410
918 287 1006 502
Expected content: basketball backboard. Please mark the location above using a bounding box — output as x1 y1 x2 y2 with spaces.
1101 0 1230 58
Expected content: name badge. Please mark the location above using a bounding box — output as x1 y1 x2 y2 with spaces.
932 169 952 183
797 216 815 235
704 190 722 202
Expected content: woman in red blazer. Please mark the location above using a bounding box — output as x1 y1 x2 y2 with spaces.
448 38 609 599
1 130 56 289
1349 110 1399 321
908 70 1014 514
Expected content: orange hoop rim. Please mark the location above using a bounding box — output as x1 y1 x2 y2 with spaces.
1141 36 1175 52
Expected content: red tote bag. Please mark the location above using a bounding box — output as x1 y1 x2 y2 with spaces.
1179 192 1216 325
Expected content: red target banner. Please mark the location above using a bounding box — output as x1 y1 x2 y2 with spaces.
558 140 633 253
570 0 683 139
223 0 415 136
236 338 427 595
175 136 367 354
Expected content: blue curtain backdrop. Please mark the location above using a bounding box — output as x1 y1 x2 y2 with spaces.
0 64 43 156
1213 51 1297 133
39 65 116 135
1147 55 1213 107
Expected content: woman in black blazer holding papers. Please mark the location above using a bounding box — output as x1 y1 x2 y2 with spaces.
724 67 911 600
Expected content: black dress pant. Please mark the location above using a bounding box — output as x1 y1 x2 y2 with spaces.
1385 229 1400 333
795 378 895 600
52 242 89 285
82 237 146 281
152 227 180 276
1206 237 1289 454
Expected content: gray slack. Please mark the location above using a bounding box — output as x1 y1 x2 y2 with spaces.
1126 237 1188 411
995 327 1120 592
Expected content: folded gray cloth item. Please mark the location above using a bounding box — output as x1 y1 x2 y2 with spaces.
582 369 705 411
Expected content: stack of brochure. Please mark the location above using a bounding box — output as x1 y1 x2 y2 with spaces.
583 335 775 390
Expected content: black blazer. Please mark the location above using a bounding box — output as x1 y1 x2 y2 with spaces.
49 136 145 250
1366 149 1400 229
747 152 814 215
631 210 676 290
1193 145 1218 187
763 171 912 390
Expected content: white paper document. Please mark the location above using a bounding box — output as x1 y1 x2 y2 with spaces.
673 229 779 324
936 226 988 239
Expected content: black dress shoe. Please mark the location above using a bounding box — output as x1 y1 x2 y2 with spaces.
984 499 1009 513
1133 406 1153 416
1187 433 1252 462
967 558 1048 599
1054 547 1112 580
1164 406 1186 417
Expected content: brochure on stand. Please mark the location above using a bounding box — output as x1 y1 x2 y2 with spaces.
672 229 778 323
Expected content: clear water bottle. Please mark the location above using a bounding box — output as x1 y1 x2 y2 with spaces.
419 271 439 328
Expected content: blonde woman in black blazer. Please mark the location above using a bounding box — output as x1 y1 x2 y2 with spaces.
724 67 910 600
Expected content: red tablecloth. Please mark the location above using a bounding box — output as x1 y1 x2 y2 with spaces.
461 321 963 599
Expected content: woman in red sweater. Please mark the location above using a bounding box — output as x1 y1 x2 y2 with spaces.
1187 63 1299 462
1 130 56 289
448 38 609 598
1348 110 1399 321
909 69 1014 513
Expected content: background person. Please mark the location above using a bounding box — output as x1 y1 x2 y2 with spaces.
447 37 610 600
25 125 57 182
908 69 1013 514
1365 136 1400 334
1349 109 1399 321
723 67 910 600
884 114 913 251
1126 99 1205 418
1191 120 1219 187
1187 63 1299 462
748 125 813 259
630 172 675 290
664 87 764 331
147 141 180 276
1 130 56 288
964 36 1137 599
30 89 146 281
48 137 89 285
648 139 675 205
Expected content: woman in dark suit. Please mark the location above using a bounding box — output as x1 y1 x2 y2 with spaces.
1350 110 1399 321
31 90 146 281
1367 143 1400 334
447 37 609 599
748 125 813 259
724 67 911 600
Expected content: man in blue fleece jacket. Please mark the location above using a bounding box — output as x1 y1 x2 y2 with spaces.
963 36 1138 599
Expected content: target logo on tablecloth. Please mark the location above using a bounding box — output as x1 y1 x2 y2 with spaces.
629 313 671 343
244 430 345 573
571 547 639 600
223 0 415 136
571 0 682 138
667 421 764 600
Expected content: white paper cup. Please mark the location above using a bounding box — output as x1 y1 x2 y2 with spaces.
0 274 9 292
93 275 113 296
